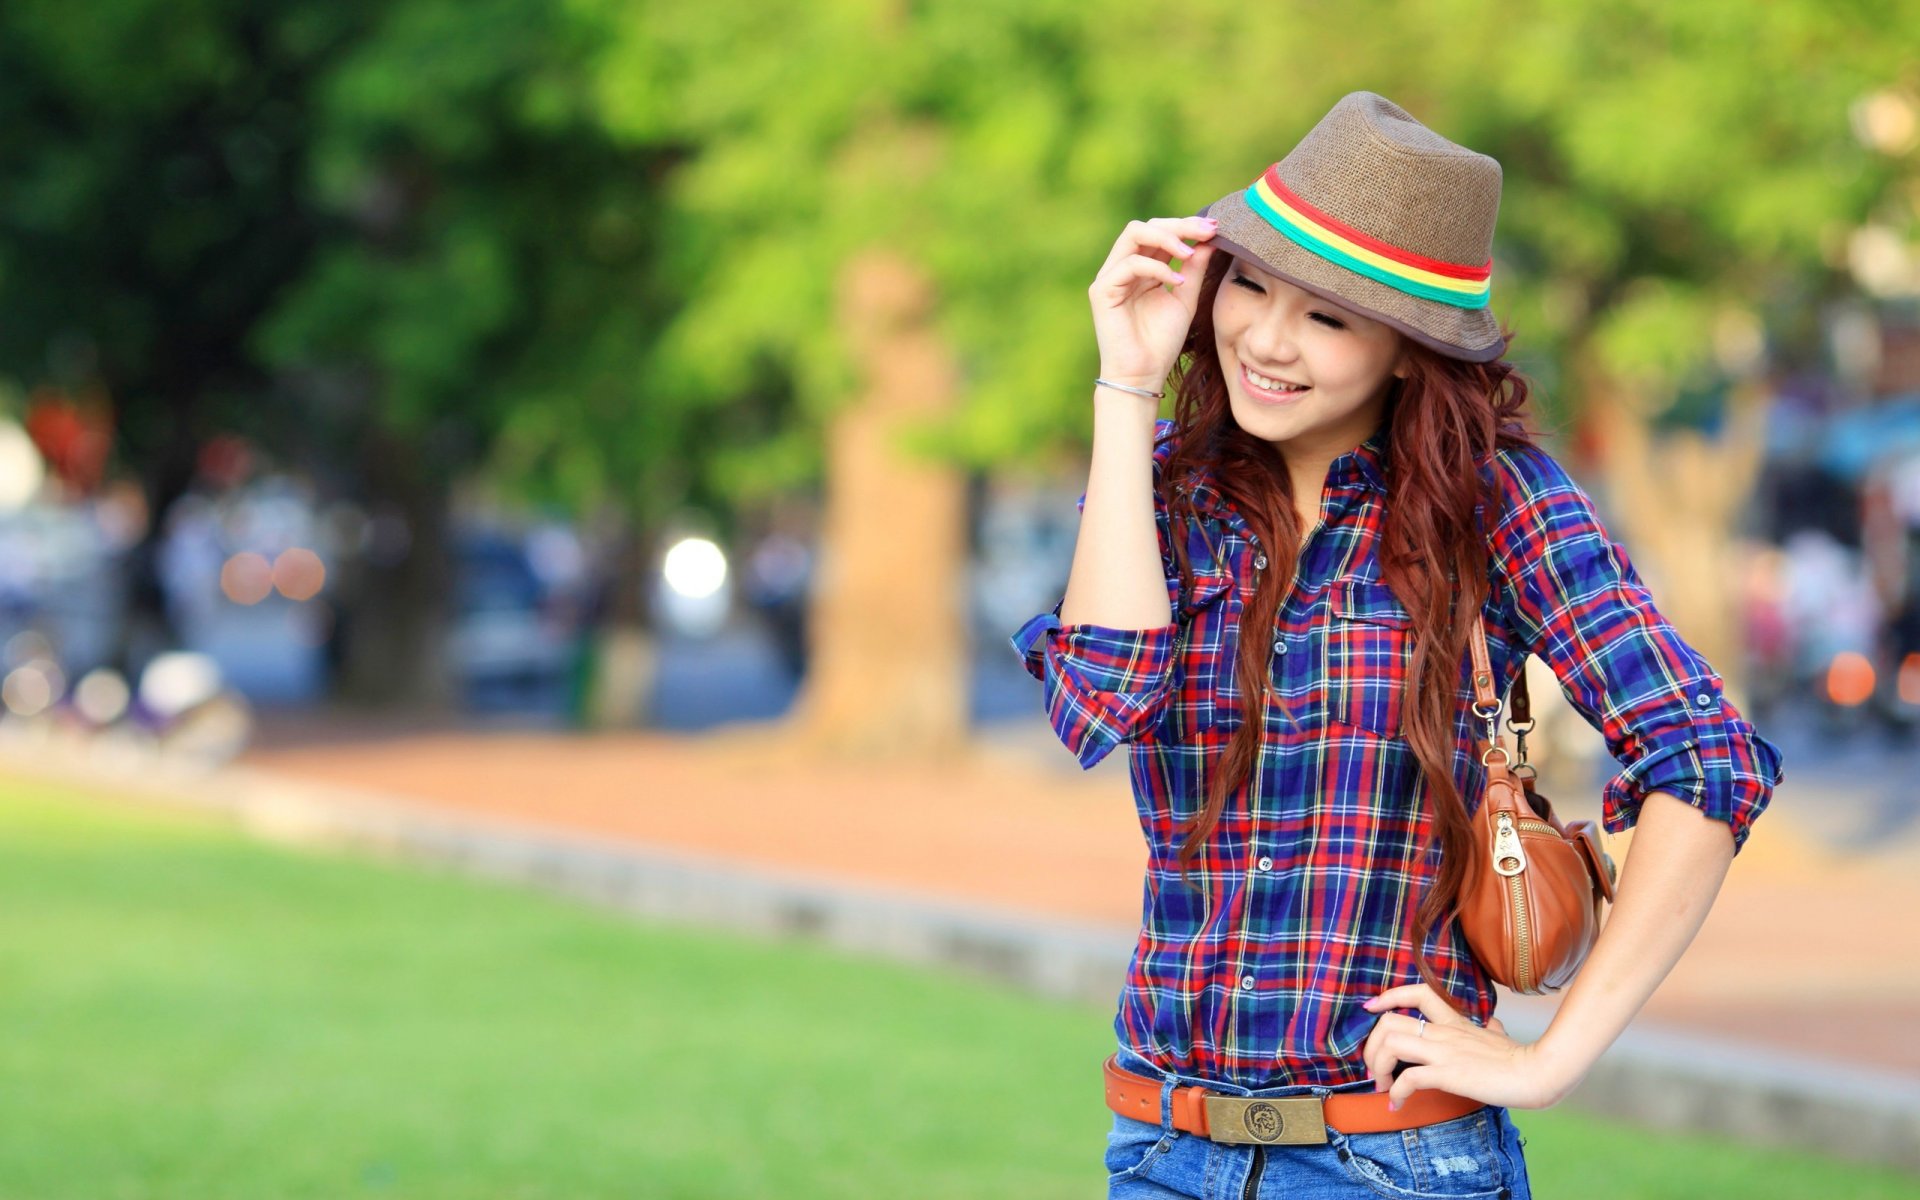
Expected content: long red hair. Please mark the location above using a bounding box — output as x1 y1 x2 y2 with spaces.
1156 250 1542 1012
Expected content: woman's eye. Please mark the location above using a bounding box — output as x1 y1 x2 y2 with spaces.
1230 274 1345 330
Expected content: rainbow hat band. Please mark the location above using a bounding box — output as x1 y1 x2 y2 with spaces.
1244 165 1492 310
1195 91 1507 362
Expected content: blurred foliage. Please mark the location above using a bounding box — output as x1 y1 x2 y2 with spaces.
0 0 360 487
248 0 700 526
0 0 699 531
591 0 1918 473
1 0 1917 525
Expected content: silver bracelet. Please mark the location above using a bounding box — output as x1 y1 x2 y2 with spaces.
1094 377 1166 400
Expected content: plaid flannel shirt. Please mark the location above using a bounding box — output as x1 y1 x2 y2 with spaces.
1008 418 1784 1089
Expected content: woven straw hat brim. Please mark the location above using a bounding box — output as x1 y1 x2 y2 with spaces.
1196 189 1506 364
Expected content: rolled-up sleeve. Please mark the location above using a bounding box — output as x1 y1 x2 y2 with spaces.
1009 600 1179 769
1486 446 1785 855
1009 424 1184 769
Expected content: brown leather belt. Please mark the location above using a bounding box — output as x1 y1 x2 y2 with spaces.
1104 1054 1486 1145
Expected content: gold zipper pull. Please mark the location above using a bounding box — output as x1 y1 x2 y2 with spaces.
1492 811 1527 876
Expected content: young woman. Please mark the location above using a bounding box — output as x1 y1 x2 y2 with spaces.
1009 92 1785 1199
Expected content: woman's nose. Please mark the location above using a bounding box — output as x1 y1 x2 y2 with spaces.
1243 318 1301 366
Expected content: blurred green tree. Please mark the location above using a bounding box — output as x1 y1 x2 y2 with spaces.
0 0 698 711
585 0 1374 757
1386 0 1919 677
253 0 697 711
4 0 1915 739
0 0 377 674
591 0 1915 752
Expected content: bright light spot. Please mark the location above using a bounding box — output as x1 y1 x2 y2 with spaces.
1711 308 1765 375
1847 225 1918 298
1826 652 1875 707
5 629 55 667
0 421 46 512
1852 89 1919 155
662 537 728 599
272 547 326 600
139 651 223 719
2 665 53 717
1900 654 1920 708
221 552 275 604
74 668 131 725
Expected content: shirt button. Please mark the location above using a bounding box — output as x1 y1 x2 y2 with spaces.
1257 856 1274 871
1241 975 1256 990
1272 639 1288 655
1695 692 1715 707
1253 553 1268 570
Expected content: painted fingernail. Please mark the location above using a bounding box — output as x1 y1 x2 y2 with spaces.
1171 273 1185 283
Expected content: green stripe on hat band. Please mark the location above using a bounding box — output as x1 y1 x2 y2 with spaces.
1241 184 1491 310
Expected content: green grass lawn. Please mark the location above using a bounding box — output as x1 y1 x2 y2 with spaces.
0 775 1913 1199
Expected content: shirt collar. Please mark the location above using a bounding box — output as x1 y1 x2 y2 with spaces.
1342 425 1391 492
1178 425 1389 523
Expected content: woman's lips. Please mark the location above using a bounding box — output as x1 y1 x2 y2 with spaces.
1241 363 1311 404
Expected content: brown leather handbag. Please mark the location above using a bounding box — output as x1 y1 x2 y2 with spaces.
1457 626 1620 994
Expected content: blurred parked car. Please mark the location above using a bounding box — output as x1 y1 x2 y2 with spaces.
445 529 579 713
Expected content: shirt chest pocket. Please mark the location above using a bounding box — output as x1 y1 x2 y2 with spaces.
1164 568 1246 740
1325 576 1414 738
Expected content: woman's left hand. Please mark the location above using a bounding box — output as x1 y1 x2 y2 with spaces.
1360 983 1578 1111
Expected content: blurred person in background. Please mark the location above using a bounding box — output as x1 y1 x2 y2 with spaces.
1863 453 1920 733
743 497 815 684
1009 92 1784 1198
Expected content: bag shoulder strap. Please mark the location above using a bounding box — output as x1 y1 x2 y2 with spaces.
1468 619 1500 711
1509 650 1532 721
1473 606 1532 721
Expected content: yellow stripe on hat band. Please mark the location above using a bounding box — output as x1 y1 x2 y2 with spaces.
1245 175 1491 308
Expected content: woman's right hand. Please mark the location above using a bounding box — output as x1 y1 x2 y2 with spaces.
1089 215 1219 392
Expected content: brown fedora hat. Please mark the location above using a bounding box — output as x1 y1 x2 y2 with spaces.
1196 91 1507 362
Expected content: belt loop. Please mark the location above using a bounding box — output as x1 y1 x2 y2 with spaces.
1158 1075 1178 1134
1324 1122 1351 1157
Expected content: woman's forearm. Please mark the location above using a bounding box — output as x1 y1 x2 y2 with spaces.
1058 391 1172 630
1532 789 1737 1098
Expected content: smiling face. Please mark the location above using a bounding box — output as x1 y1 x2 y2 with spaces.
1211 253 1408 454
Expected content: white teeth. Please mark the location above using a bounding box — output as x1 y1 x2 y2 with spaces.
1246 367 1307 393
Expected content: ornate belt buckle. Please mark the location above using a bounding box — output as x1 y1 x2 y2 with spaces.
1202 1094 1328 1145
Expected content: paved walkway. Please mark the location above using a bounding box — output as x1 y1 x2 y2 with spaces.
230 708 1920 1081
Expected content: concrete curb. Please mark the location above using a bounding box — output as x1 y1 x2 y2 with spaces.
4 738 1915 1175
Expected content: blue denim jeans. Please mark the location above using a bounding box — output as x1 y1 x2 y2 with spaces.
1104 1045 1533 1198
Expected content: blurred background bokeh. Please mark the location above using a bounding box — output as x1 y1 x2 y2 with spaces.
2 2 1918 1196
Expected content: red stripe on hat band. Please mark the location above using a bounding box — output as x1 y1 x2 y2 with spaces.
1258 165 1491 282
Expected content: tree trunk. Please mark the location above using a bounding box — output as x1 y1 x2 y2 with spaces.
332 429 455 710
779 248 968 763
1576 364 1769 702
111 418 200 678
1513 371 1768 818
